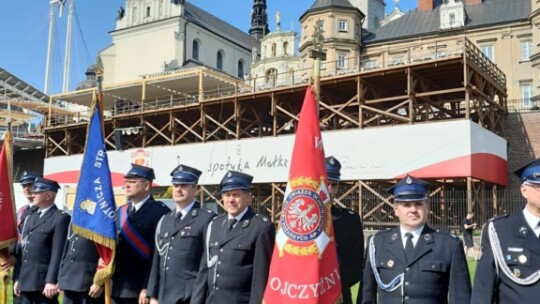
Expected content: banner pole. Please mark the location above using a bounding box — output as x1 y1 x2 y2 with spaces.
104 279 111 304
1 277 7 304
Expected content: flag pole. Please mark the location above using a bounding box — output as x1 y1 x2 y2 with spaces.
94 61 111 304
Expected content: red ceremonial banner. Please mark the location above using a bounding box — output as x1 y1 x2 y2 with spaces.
0 130 18 252
263 86 342 304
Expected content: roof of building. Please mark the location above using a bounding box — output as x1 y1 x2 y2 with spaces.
300 0 364 20
365 0 531 44
184 2 259 50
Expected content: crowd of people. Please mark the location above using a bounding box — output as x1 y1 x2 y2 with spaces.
1 156 540 304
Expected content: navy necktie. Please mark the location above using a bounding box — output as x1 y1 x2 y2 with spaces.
129 204 135 217
227 218 237 234
405 232 414 261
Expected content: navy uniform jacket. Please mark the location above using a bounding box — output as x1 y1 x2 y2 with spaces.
14 205 70 292
361 226 471 304
191 207 275 304
332 205 364 293
471 212 540 303
147 203 216 303
57 227 100 292
112 197 170 298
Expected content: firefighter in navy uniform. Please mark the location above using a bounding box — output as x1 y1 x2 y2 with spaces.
360 175 471 304
13 177 70 304
1 171 40 304
471 158 540 303
191 171 275 304
147 164 215 304
57 227 103 304
325 156 364 304
111 164 170 304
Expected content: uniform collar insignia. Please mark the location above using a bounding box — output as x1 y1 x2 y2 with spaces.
519 227 528 236
391 233 398 241
242 219 250 228
191 209 198 216
423 233 432 242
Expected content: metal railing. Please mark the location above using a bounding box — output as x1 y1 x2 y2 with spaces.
46 37 505 128
507 99 540 112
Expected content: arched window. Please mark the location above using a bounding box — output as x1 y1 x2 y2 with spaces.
265 68 278 86
271 43 277 57
192 40 199 60
217 50 224 70
283 42 289 55
237 60 244 78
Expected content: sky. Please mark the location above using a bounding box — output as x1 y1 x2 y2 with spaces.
0 0 417 95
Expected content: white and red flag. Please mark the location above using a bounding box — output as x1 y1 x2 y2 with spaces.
263 86 342 303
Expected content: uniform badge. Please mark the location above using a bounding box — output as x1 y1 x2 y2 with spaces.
406 176 413 184
423 234 432 242
387 260 394 267
191 209 198 216
513 268 521 277
518 254 528 264
227 172 233 177
178 165 183 171
164 232 169 238
180 231 185 236
519 227 528 236
391 233 398 241
242 220 249 228
508 247 524 253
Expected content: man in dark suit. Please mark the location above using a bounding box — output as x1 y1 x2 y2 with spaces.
325 156 364 304
361 175 471 304
13 177 71 304
57 227 103 304
191 171 275 304
471 159 540 303
111 164 170 304
147 164 215 304
1 172 39 280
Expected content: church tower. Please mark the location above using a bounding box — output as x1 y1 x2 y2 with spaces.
249 0 270 40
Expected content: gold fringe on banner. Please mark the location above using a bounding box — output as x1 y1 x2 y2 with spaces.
72 224 116 285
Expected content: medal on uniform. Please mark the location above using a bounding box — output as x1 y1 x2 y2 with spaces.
513 268 521 277
181 231 185 236
387 260 394 267
518 254 527 264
